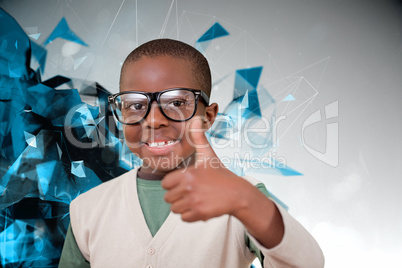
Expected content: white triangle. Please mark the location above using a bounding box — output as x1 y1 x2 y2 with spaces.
74 56 87 70
240 91 249 109
28 33 41 40
27 137 37 148
56 143 62 159
24 131 37 148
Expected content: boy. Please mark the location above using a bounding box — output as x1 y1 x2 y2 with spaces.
59 39 324 267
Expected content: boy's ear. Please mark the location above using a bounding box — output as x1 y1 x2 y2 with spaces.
203 102 219 130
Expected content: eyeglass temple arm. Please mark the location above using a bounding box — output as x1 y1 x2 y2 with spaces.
198 91 210 105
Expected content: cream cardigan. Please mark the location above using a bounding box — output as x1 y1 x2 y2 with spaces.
70 168 324 268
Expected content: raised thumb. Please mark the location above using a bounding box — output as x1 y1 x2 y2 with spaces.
188 116 215 159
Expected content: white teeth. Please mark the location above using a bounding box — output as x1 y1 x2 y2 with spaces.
148 142 158 147
147 140 176 148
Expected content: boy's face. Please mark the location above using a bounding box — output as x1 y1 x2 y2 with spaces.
120 55 217 175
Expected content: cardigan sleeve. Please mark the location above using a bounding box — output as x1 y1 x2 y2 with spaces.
247 199 325 268
58 224 90 268
243 180 324 268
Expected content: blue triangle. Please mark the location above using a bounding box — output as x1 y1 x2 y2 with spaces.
43 17 88 46
197 22 229 42
282 93 296 102
9 66 22 78
277 165 303 176
236 66 263 90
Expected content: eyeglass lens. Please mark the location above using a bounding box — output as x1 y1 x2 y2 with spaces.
114 90 196 124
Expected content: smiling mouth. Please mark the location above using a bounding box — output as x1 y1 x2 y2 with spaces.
145 140 178 148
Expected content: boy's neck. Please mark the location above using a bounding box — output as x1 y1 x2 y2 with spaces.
137 168 166 181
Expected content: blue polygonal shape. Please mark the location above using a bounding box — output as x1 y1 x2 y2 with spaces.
1 129 80 208
47 89 83 127
81 125 98 140
234 89 261 119
43 17 88 46
11 111 43 160
120 142 142 170
0 8 31 80
67 104 100 129
0 9 142 268
0 154 23 202
30 41 47 74
210 106 242 140
71 160 85 178
42 75 71 88
234 66 263 99
282 93 296 102
38 202 52 219
37 161 58 195
26 83 56 118
72 164 103 194
197 22 229 43
77 105 95 125
9 64 23 78
0 220 27 264
0 205 69 266
276 165 303 176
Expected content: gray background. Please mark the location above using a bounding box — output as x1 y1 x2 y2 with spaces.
1 0 401 266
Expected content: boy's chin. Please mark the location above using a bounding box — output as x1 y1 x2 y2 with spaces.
140 155 194 175
140 165 178 176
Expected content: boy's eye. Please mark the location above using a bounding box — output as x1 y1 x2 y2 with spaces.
132 103 144 110
123 102 147 111
167 99 188 108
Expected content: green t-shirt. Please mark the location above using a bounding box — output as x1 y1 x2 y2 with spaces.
136 178 170 237
58 177 270 267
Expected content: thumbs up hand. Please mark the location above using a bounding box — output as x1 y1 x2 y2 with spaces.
161 116 255 222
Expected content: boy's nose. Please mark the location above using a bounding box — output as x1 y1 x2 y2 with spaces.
143 101 169 128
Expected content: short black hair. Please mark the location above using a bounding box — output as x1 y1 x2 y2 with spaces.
120 39 212 96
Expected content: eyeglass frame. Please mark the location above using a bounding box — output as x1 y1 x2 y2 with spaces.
108 88 210 125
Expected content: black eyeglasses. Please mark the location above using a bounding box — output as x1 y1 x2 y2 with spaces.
108 88 210 125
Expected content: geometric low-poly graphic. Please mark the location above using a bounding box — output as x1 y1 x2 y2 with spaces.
208 64 302 178
43 17 88 47
234 66 263 98
196 22 229 53
0 8 299 266
197 22 229 43
30 41 48 74
209 66 264 140
0 8 138 267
